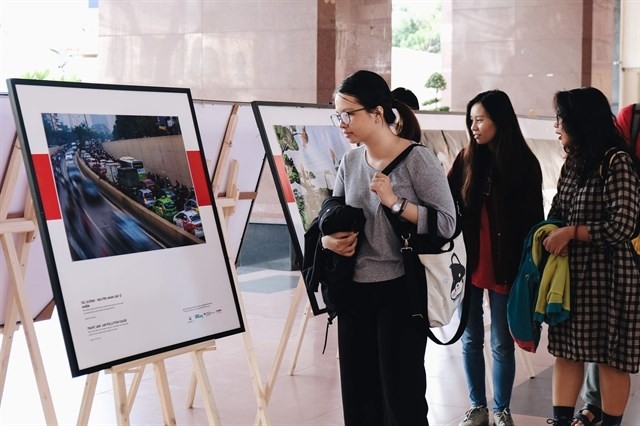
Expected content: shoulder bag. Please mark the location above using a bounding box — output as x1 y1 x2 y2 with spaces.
381 143 470 345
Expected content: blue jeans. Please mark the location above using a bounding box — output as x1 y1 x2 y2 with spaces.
460 285 515 412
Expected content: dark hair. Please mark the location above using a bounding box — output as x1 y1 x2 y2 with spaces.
554 87 630 181
391 87 419 110
460 90 538 205
335 70 421 142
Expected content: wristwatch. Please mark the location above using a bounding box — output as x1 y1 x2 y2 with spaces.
391 197 408 215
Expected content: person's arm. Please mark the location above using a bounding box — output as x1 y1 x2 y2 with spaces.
573 225 590 242
412 148 456 238
321 231 358 257
592 152 640 244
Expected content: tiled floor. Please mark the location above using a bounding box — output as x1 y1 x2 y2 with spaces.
1 262 638 425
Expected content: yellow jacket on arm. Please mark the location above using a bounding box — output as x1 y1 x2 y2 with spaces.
531 224 570 325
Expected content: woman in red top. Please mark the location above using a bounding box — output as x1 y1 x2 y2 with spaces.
448 90 544 426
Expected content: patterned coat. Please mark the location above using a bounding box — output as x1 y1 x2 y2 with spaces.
547 152 640 373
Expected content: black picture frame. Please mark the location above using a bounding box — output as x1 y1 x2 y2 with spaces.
7 79 244 376
252 101 354 315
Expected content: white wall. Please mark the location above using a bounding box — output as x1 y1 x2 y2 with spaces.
620 0 640 107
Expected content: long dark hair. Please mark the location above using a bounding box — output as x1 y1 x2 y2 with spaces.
335 70 421 142
554 87 631 182
460 90 537 206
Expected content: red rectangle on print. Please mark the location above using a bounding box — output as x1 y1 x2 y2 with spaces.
187 150 211 207
274 155 295 203
32 154 61 220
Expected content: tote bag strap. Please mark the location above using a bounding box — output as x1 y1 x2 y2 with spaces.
419 205 471 345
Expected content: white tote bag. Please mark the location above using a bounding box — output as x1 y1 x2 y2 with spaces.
415 232 467 327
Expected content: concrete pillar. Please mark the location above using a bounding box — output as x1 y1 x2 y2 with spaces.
448 0 617 117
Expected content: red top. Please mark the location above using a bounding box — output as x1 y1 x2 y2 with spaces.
616 103 640 158
471 202 508 295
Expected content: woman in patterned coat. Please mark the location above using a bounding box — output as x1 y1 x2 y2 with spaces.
543 87 640 426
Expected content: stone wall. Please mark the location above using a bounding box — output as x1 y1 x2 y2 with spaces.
101 136 194 189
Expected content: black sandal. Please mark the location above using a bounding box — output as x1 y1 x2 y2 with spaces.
572 404 602 426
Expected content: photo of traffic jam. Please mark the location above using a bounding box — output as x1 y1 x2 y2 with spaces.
46 113 205 261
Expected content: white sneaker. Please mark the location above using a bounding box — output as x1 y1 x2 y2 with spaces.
493 408 515 426
459 406 489 426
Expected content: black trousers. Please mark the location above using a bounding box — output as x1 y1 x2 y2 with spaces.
337 276 429 426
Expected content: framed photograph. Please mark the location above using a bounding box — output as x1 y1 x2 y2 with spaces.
7 79 244 376
252 101 353 315
252 102 560 317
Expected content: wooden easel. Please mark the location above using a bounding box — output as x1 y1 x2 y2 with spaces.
75 104 269 424
253 276 307 426
198 103 321 425
179 197 270 425
181 103 267 425
203 102 257 222
207 105 304 425
185 105 238 407
76 340 231 425
0 135 58 424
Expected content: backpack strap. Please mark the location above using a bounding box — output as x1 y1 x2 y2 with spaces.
598 148 640 239
599 148 627 180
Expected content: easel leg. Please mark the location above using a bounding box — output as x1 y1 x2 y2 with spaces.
0 278 20 402
76 373 99 425
126 366 145 412
191 350 221 425
112 371 130 425
185 344 215 408
288 302 312 375
242 330 269 426
0 234 58 425
254 277 305 425
185 370 198 408
153 360 177 425
214 201 271 426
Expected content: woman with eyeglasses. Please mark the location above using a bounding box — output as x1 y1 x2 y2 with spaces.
543 87 639 426
320 69 456 425
447 90 544 426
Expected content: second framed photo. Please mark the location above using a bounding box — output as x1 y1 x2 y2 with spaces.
252 101 354 315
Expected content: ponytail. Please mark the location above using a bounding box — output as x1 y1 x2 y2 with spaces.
392 99 422 142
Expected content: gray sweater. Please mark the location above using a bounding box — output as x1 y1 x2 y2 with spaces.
333 144 456 283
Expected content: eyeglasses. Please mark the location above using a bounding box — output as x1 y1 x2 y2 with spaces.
330 107 367 127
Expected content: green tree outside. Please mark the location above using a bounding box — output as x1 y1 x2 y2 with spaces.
392 2 441 53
